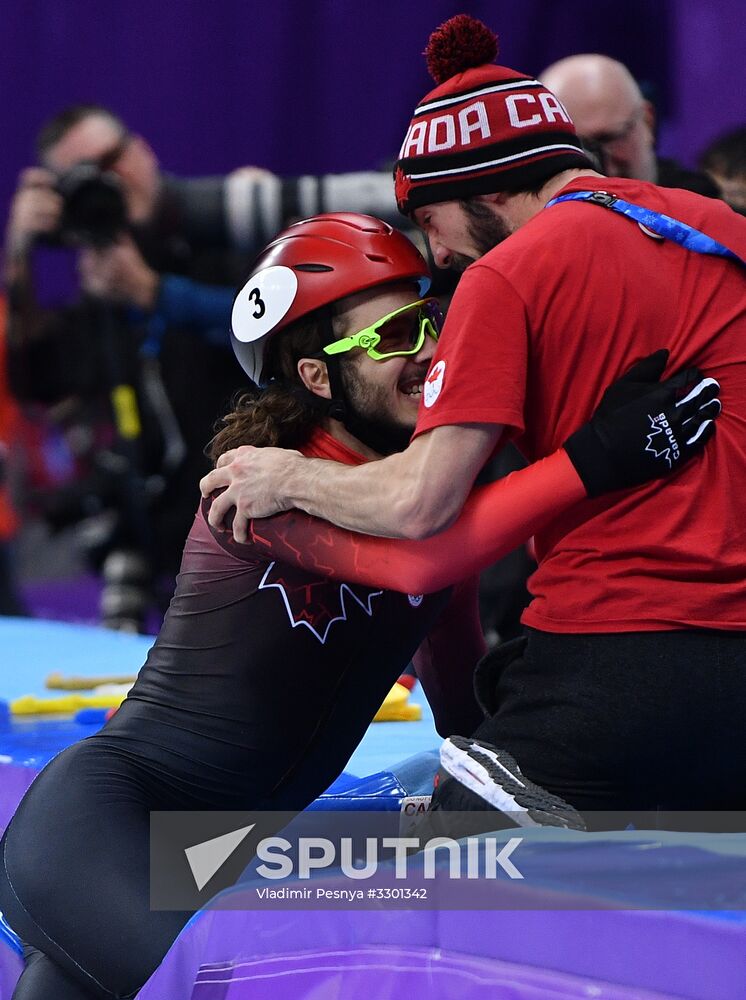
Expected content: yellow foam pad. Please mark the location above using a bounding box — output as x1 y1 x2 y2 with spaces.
45 672 137 691
11 692 129 716
373 682 422 723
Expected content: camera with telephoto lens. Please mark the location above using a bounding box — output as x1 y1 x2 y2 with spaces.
55 163 128 247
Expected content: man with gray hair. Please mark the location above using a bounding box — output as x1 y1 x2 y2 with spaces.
540 53 718 195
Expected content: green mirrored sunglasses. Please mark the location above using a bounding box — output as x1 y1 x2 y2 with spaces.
323 297 442 362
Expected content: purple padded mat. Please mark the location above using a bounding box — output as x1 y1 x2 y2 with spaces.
131 905 746 1000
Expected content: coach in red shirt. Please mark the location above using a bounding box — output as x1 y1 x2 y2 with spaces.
203 17 746 814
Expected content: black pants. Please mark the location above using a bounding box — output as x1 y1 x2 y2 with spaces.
467 628 746 814
0 743 193 999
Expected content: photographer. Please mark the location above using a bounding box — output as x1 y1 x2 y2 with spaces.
5 106 249 630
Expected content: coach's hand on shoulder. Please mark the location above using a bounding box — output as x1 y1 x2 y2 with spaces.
199 445 302 542
564 349 721 497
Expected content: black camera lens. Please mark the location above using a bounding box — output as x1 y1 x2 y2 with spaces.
57 163 128 247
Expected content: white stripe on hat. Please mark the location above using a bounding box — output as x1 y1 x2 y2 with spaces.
409 143 583 180
415 78 543 115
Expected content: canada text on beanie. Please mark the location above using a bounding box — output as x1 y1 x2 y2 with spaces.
394 14 592 215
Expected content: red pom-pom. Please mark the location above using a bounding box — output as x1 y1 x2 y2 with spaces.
425 14 499 84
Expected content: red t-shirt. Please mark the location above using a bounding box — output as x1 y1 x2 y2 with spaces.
415 176 746 632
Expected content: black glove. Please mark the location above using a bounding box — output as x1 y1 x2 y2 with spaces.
564 349 720 497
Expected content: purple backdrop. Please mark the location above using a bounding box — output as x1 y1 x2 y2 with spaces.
0 0 743 232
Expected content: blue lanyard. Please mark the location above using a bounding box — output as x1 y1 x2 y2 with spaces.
546 190 746 270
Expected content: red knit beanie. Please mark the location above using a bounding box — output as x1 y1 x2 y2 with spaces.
394 15 592 215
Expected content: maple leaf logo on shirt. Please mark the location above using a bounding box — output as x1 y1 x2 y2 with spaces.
258 561 382 644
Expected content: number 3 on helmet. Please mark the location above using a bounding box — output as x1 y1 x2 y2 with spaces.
230 213 431 385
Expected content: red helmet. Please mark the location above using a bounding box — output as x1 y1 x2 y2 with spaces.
230 213 431 384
